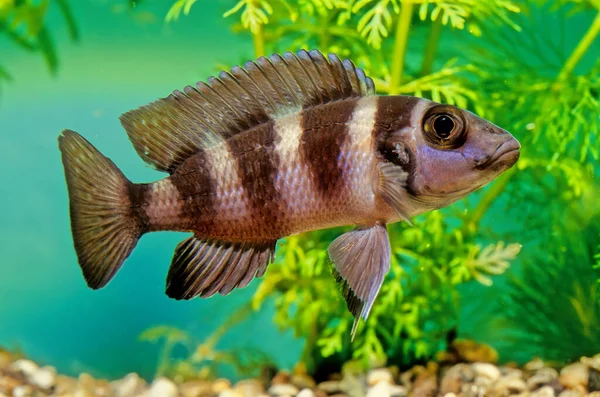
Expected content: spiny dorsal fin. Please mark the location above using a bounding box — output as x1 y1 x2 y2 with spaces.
119 49 376 173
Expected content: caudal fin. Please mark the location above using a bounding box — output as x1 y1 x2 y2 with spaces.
58 130 142 289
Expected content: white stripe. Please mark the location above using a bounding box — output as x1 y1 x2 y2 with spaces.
273 112 318 218
341 96 379 205
205 143 250 219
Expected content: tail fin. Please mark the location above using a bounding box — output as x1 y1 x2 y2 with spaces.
58 129 142 289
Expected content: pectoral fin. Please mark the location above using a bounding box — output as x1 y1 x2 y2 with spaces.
376 162 413 225
327 224 391 339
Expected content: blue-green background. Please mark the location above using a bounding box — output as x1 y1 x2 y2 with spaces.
1 0 598 382
0 0 301 380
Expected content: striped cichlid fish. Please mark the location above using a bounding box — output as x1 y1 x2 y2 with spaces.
58 50 520 337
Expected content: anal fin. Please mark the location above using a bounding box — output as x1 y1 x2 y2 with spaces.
166 236 276 300
328 224 391 340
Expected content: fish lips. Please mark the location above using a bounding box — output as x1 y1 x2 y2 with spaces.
476 138 521 171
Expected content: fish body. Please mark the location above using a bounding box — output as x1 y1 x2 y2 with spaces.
58 50 520 336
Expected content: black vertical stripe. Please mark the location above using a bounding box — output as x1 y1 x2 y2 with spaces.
299 98 359 196
169 151 217 234
373 96 422 193
226 121 283 238
128 182 152 232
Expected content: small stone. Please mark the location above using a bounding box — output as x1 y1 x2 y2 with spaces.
581 354 600 371
297 389 316 397
12 385 33 397
220 390 243 397
493 376 527 394
366 382 406 397
148 377 178 397
525 358 547 372
9 359 38 378
367 368 394 386
439 364 475 395
213 379 232 393
472 363 501 382
531 386 555 397
78 373 97 392
55 375 78 395
557 390 584 397
180 380 213 397
271 371 290 385
528 368 559 390
30 366 56 390
234 379 265 397
267 383 299 396
590 368 600 392
291 374 316 390
317 380 343 394
559 363 589 390
588 392 600 397
111 373 147 397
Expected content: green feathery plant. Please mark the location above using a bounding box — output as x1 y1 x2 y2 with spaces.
0 0 78 97
163 0 599 373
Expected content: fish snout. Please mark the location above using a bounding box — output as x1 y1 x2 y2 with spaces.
475 137 521 170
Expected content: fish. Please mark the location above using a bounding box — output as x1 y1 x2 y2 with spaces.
58 49 520 337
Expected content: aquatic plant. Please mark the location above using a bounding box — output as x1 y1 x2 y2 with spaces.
140 305 275 381
162 0 599 373
0 0 78 96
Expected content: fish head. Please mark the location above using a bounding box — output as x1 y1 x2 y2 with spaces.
378 99 520 211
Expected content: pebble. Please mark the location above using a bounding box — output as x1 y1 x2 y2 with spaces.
317 380 343 394
590 368 600 392
439 364 474 394
290 374 316 390
582 354 600 371
531 386 556 397
29 365 56 390
267 383 299 396
367 368 393 386
472 362 501 382
528 367 559 389
148 377 178 397
111 373 147 397
492 376 527 394
179 380 213 397
9 360 38 378
220 390 243 397
271 371 290 385
557 390 584 397
296 389 316 397
12 385 33 397
525 358 548 372
234 379 265 397
559 363 589 389
213 378 233 393
367 382 391 397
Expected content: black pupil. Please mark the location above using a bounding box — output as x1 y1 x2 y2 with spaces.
434 115 455 138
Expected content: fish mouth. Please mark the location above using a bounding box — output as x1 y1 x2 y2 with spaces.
476 139 521 170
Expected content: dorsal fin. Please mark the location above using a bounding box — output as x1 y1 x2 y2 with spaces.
119 49 376 173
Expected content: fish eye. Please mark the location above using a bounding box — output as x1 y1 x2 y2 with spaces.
423 106 466 149
433 114 454 138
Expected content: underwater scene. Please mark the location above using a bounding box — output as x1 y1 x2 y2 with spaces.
1 0 599 396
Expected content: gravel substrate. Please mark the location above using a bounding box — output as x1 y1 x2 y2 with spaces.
1 347 599 397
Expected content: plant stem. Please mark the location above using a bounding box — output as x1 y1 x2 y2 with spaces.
466 12 600 230
464 167 517 233
390 1 414 93
557 11 600 81
421 18 442 76
253 24 266 57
